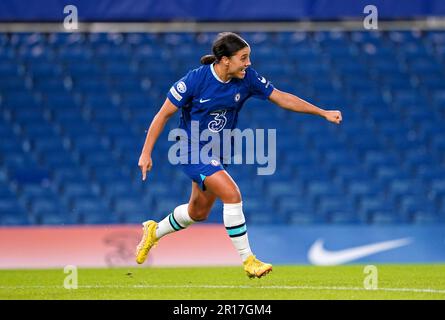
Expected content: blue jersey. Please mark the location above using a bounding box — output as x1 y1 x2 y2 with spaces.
167 63 274 163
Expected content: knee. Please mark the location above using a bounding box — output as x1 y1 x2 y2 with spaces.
189 208 211 222
222 188 242 204
188 200 212 221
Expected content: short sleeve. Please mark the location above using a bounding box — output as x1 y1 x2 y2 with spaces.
167 70 197 108
246 68 274 100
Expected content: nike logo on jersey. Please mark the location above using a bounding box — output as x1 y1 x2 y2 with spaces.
258 76 267 84
199 98 211 103
307 237 413 266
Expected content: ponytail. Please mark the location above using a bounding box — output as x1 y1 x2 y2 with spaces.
200 54 217 65
201 33 249 65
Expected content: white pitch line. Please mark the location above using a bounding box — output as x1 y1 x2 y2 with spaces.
1 284 445 294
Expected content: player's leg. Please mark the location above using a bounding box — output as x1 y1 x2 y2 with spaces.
136 181 217 264
188 181 218 221
155 181 217 238
203 170 272 278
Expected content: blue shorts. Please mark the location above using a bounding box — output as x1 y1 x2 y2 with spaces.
181 159 227 191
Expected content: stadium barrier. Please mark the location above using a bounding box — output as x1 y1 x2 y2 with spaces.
1 224 444 268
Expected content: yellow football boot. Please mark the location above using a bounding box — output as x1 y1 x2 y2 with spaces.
135 220 159 264
243 255 272 278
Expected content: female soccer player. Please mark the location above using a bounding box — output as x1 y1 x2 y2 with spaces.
135 32 342 278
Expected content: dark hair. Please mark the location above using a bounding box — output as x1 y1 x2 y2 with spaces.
200 32 249 65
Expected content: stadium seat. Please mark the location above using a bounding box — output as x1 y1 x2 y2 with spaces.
0 30 444 227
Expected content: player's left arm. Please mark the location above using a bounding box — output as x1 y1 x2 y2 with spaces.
269 88 342 124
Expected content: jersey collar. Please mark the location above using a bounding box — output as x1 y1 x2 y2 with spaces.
211 63 232 84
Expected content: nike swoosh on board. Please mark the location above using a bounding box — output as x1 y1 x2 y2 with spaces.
307 237 413 266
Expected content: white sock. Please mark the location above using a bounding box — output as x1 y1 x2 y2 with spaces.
155 204 195 239
223 202 253 262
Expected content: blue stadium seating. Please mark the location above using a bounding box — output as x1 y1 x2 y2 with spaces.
1 30 444 225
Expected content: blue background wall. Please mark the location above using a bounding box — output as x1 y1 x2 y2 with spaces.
0 0 445 22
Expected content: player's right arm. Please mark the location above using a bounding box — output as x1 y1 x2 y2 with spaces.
139 68 199 180
138 98 178 181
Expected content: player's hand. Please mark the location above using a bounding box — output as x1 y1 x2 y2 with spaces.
324 110 342 124
138 153 153 181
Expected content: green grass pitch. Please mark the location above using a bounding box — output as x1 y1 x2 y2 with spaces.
1 265 444 300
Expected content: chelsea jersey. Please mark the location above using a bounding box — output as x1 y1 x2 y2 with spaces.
167 63 274 163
